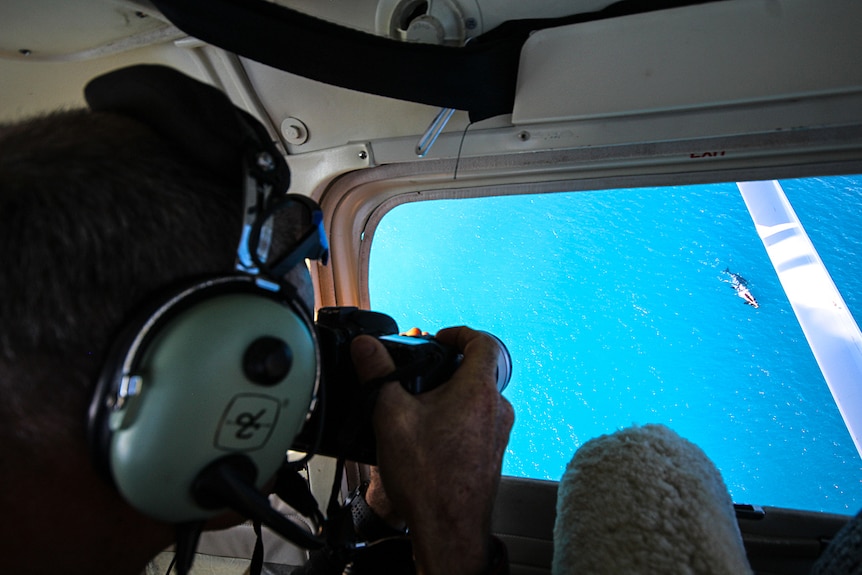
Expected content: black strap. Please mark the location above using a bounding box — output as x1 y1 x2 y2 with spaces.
250 520 264 575
172 521 204 575
151 0 723 122
193 456 325 550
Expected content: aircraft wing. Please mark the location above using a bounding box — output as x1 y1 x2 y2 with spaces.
738 180 862 458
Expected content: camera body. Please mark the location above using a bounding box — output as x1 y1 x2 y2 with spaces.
292 307 465 463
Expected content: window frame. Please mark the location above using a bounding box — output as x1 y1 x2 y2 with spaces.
312 124 862 311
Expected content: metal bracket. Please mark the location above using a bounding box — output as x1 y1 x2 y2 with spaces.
416 107 455 157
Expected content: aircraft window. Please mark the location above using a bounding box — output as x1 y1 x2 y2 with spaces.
368 175 862 514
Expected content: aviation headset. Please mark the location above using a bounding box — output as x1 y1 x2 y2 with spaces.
84 66 329 541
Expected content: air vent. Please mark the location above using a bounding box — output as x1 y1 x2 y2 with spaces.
375 0 481 46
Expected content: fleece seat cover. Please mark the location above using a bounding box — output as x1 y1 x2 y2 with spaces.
811 507 862 575
552 424 752 575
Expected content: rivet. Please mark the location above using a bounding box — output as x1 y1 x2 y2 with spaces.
280 117 309 146
518 131 531 142
19 49 32 56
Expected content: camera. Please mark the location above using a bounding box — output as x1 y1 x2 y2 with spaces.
291 306 511 463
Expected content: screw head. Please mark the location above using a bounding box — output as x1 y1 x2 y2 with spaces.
280 117 309 145
256 152 276 171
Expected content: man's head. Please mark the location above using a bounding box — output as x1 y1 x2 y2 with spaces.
0 67 317 573
0 107 244 460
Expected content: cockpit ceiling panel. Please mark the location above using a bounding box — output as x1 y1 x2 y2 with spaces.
513 0 862 127
0 0 179 61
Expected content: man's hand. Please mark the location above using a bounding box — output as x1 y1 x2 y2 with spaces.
350 327 515 575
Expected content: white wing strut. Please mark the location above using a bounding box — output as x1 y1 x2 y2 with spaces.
738 180 862 458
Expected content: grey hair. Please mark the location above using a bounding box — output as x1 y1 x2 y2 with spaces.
0 108 303 453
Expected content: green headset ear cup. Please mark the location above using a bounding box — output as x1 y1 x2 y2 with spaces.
88 277 318 522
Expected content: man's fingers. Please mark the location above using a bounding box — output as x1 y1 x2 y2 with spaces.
350 334 397 383
350 335 410 429
436 326 508 390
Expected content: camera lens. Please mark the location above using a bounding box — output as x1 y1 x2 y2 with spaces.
482 332 512 393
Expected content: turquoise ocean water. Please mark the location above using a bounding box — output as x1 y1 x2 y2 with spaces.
368 176 862 515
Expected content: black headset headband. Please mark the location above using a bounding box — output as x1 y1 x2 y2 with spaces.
85 64 329 279
85 65 289 194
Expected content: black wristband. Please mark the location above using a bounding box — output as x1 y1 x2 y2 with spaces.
347 482 408 543
486 536 510 575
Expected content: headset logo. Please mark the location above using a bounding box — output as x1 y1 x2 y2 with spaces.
235 410 266 439
216 394 281 450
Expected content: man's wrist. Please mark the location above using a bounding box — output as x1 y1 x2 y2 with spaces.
410 530 509 575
